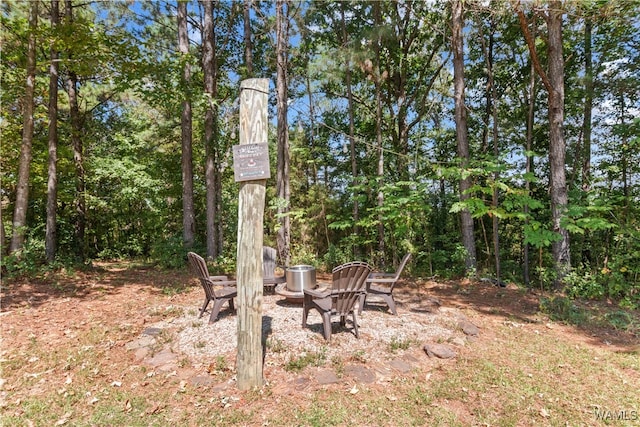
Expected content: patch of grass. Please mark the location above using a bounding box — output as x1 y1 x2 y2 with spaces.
266 337 287 353
284 348 327 372
388 336 413 353
350 349 367 363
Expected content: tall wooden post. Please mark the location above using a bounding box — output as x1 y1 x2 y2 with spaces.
236 78 269 389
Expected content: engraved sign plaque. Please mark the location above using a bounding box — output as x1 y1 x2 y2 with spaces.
232 143 271 182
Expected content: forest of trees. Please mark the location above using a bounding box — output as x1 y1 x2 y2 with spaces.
1 1 638 308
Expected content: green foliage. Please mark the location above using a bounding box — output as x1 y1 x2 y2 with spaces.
539 296 588 326
284 348 327 372
149 235 190 269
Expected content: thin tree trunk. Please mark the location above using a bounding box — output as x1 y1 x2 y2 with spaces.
546 2 571 284
10 0 38 254
517 1 570 286
452 0 477 274
275 0 291 265
340 3 359 258
46 0 60 263
202 0 218 259
178 1 195 248
581 18 593 193
374 1 385 263
524 29 537 287
64 0 86 260
243 0 253 77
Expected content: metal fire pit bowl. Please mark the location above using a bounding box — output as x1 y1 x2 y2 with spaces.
286 265 316 292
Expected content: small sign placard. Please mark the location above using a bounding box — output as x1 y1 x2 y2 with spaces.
232 143 271 182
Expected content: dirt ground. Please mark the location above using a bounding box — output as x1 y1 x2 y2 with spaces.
1 262 638 425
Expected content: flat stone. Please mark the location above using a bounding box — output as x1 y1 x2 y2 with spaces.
142 327 163 336
458 320 480 336
133 347 149 361
124 335 156 350
423 343 456 359
315 369 339 385
344 364 376 384
190 375 216 387
388 358 413 373
294 377 311 390
448 336 467 347
146 349 178 368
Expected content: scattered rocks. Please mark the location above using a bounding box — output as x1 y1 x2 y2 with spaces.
458 320 480 336
423 343 457 359
344 364 376 384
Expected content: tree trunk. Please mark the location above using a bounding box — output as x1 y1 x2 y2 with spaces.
10 0 38 254
524 25 537 287
202 0 218 259
275 0 291 265
517 2 571 286
46 0 60 263
581 18 593 193
64 0 86 260
373 1 385 263
243 0 253 77
340 3 360 258
546 2 571 284
452 0 477 274
178 1 195 248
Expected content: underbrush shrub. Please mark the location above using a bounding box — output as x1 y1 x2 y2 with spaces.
539 296 588 325
150 235 196 269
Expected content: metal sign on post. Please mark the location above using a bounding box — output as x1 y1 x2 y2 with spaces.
232 143 271 182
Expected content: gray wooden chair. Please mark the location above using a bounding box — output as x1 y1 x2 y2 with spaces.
358 253 412 315
302 261 372 341
263 246 286 293
187 252 237 323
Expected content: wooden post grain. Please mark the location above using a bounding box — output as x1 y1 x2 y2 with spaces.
236 78 269 390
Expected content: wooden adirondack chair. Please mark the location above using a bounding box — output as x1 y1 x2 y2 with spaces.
358 253 412 315
263 246 286 293
187 252 237 323
302 261 372 341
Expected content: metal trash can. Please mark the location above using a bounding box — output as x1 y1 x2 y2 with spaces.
286 265 316 292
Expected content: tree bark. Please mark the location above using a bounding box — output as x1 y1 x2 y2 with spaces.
178 0 195 248
340 3 360 258
46 0 60 263
581 18 593 192
547 3 570 283
10 0 38 254
373 1 385 263
452 0 477 274
524 21 537 287
517 2 571 285
202 0 219 259
64 0 86 260
275 0 291 265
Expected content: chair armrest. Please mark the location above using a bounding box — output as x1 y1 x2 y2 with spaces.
303 288 330 298
209 275 230 281
368 272 396 279
367 276 397 284
206 278 236 287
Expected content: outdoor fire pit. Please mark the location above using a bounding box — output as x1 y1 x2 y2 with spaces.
286 265 316 292
275 265 316 303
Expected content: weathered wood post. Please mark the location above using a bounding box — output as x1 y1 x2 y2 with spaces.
235 78 269 390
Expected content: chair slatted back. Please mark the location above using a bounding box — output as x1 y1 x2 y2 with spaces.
389 253 412 289
331 261 372 316
263 246 278 279
187 252 215 300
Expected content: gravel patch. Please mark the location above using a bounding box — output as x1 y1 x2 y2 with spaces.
159 293 462 365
